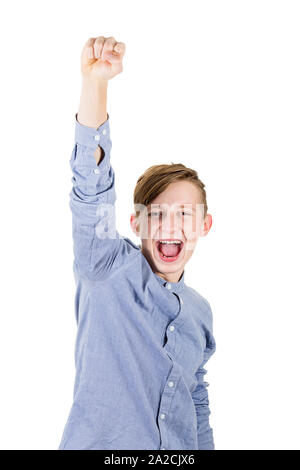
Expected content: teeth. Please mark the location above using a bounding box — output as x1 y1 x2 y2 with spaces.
159 240 182 245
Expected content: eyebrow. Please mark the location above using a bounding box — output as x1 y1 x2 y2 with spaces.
149 204 196 212
179 204 195 212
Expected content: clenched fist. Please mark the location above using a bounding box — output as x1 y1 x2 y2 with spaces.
81 36 126 82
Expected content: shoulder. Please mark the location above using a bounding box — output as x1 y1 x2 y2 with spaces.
74 235 141 284
187 286 213 328
122 236 141 251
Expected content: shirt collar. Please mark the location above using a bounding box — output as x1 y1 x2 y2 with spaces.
153 270 186 294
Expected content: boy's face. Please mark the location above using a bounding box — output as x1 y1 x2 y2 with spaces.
130 181 212 283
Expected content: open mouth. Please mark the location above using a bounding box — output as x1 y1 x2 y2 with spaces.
155 239 184 263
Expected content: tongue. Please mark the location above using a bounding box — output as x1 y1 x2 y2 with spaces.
160 243 180 257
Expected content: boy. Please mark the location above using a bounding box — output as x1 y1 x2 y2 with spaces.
59 35 216 450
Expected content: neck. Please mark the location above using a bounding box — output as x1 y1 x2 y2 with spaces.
153 269 184 284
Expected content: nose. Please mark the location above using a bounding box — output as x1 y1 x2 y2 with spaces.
159 211 182 239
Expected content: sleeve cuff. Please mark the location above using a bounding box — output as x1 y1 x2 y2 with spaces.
74 112 110 149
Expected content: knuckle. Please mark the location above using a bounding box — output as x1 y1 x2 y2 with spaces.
95 36 105 43
116 42 125 54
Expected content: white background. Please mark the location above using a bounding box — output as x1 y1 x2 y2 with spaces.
0 0 299 450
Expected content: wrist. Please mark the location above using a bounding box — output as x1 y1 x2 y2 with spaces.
81 75 108 91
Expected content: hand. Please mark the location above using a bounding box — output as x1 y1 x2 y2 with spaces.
81 36 126 82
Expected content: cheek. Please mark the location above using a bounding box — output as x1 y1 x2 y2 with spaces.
148 219 159 238
139 218 159 240
182 217 198 237
182 220 201 252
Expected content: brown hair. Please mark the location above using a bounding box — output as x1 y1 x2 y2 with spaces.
133 163 208 218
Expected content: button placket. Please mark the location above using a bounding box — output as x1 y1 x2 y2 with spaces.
159 375 177 414
158 279 185 450
157 371 180 452
163 324 176 356
161 290 180 356
164 313 182 358
163 292 186 357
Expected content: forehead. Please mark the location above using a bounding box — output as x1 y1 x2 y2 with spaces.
149 181 201 207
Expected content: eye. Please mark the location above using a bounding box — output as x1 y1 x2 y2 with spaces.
148 211 162 217
180 211 192 216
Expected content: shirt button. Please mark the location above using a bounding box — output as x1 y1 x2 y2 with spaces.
102 129 107 135
168 381 174 387
94 135 100 141
169 325 175 332
93 168 100 174
165 283 171 290
160 413 166 420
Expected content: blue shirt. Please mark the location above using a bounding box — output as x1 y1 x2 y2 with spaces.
58 113 216 450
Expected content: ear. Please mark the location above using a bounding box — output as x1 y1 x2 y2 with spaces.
200 213 213 237
130 213 140 237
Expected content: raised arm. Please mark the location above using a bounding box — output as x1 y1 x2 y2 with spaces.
77 76 108 164
70 36 132 282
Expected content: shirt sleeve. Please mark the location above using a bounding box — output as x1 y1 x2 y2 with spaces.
69 112 133 282
191 305 216 450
